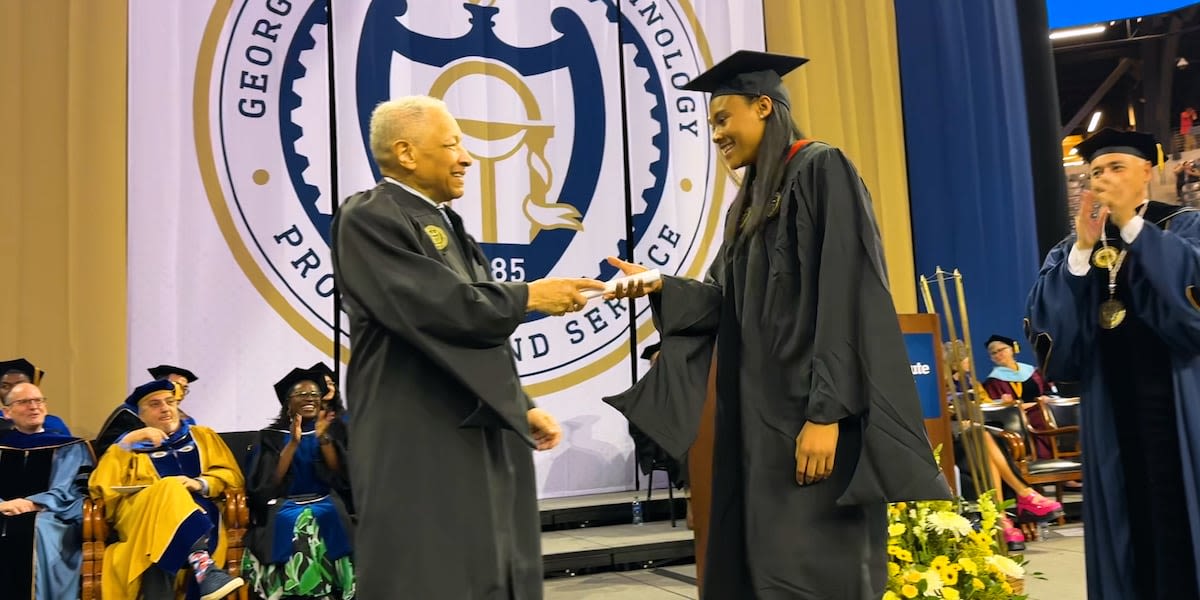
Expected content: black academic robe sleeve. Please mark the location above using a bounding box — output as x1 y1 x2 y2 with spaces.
602 254 724 459
787 145 949 504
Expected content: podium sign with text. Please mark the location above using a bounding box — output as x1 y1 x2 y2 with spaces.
899 313 956 494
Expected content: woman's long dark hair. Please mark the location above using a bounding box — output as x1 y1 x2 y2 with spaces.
723 96 804 245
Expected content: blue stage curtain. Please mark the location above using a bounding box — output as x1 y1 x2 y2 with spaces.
894 0 1043 373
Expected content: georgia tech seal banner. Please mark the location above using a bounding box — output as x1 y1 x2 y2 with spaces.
129 0 762 497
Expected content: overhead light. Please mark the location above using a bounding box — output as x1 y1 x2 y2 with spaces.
1049 25 1107 40
1063 159 1085 167
1179 57 1190 69
1069 147 1079 155
1087 111 1102 133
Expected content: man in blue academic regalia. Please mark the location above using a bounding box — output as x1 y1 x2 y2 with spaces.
0 382 93 600
1026 128 1200 600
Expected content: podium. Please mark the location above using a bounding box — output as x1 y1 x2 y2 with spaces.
686 314 954 592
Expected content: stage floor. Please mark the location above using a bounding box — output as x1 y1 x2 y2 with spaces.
543 520 693 556
545 523 1087 599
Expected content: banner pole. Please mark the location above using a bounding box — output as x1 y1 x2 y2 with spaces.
325 0 344 382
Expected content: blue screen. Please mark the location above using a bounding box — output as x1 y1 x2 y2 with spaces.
1047 0 1197 29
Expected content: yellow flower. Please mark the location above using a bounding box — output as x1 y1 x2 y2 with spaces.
972 578 985 591
958 557 978 575
896 502 908 511
942 588 960 600
1002 581 1014 594
930 555 950 569
896 549 914 563
887 545 902 557
889 523 907 537
888 562 900 577
883 592 901 600
901 584 918 598
941 568 958 585
904 570 923 584
968 530 995 549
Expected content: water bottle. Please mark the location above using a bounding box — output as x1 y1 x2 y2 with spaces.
632 498 644 526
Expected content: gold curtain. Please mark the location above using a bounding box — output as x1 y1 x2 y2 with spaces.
0 0 128 437
764 0 917 312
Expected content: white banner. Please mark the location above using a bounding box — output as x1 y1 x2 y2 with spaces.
129 0 761 497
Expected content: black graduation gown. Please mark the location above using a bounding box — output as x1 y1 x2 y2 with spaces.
331 181 541 600
606 142 950 599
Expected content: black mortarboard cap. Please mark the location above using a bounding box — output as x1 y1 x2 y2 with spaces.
309 362 335 381
681 50 809 109
640 342 662 361
985 335 1016 348
148 364 199 383
273 367 330 405
0 358 44 386
1073 128 1162 166
124 379 177 410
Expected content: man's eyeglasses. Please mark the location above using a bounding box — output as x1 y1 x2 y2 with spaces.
289 392 323 400
143 398 181 410
6 397 48 408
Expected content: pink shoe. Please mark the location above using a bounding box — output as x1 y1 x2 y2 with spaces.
1016 490 1064 523
1001 517 1026 551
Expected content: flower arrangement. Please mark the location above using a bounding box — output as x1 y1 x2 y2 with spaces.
884 453 1028 599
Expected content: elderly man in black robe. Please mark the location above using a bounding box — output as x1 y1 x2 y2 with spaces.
331 95 604 599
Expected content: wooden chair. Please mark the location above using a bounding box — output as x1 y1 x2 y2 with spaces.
1037 397 1082 460
81 489 251 600
979 401 1082 524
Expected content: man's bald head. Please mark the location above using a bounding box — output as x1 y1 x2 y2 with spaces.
3 382 47 433
369 96 450 175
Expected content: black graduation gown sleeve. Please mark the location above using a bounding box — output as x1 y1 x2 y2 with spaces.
331 188 534 443
785 145 950 505
602 255 724 459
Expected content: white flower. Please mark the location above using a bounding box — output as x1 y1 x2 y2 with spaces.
924 511 973 536
986 555 1026 579
922 569 943 595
